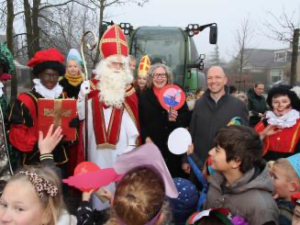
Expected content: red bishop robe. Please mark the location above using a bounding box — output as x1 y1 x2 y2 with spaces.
77 79 140 210
87 79 141 148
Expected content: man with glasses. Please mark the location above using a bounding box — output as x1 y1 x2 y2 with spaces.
77 25 140 210
8 48 72 168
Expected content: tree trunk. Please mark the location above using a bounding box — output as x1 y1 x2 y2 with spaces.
23 0 34 59
6 0 14 55
6 0 18 102
290 28 299 86
93 0 105 67
32 0 41 53
239 48 244 92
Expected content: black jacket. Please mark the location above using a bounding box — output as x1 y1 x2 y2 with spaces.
59 78 81 99
189 91 249 166
139 88 190 177
247 88 268 127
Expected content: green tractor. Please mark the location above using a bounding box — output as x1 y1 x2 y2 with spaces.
119 23 218 93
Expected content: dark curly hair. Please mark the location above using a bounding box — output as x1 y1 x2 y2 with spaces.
32 61 65 77
266 85 300 111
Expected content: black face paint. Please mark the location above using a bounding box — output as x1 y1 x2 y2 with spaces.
285 103 292 110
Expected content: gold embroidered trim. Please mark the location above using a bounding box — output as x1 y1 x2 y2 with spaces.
90 80 97 90
99 25 128 58
97 143 117 149
125 86 136 97
290 121 300 152
100 103 107 143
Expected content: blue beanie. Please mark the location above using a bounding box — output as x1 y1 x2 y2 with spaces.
169 178 199 224
287 153 300 178
67 48 83 67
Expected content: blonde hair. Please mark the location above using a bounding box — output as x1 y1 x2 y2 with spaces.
147 63 173 88
105 166 169 225
8 166 65 225
274 159 300 185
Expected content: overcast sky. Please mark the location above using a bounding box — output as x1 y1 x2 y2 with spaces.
108 0 300 61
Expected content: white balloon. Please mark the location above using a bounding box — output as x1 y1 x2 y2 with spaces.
168 128 192 155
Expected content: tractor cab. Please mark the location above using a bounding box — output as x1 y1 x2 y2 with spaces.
130 27 187 86
121 23 217 92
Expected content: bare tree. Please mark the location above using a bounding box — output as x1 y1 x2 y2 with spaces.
88 0 149 66
232 17 254 91
209 44 220 66
23 0 89 59
5 0 18 101
263 10 300 86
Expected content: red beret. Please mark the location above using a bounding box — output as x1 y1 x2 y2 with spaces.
28 48 65 68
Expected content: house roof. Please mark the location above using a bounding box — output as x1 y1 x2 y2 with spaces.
243 48 288 69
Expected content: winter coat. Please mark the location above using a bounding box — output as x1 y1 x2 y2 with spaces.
247 88 268 127
205 163 279 225
277 199 294 225
59 77 81 99
189 90 249 166
139 88 190 177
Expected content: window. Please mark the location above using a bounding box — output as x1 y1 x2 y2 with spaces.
274 51 287 62
270 69 283 83
131 27 185 85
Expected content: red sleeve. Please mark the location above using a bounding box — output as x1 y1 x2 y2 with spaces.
8 92 38 153
254 121 269 155
9 124 37 152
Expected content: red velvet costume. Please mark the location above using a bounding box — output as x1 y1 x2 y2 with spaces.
255 119 300 161
8 48 76 167
8 90 72 165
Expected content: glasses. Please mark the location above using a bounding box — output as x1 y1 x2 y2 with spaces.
153 73 167 79
110 61 125 69
42 74 59 82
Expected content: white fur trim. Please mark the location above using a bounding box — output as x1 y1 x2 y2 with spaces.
266 109 300 128
33 79 63 99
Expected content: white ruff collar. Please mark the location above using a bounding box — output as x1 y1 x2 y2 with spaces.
0 82 3 98
33 79 63 99
266 109 300 128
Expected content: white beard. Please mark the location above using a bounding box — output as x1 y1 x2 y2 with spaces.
95 58 133 108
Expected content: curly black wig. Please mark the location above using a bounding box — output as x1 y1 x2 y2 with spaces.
32 61 65 77
266 85 300 111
